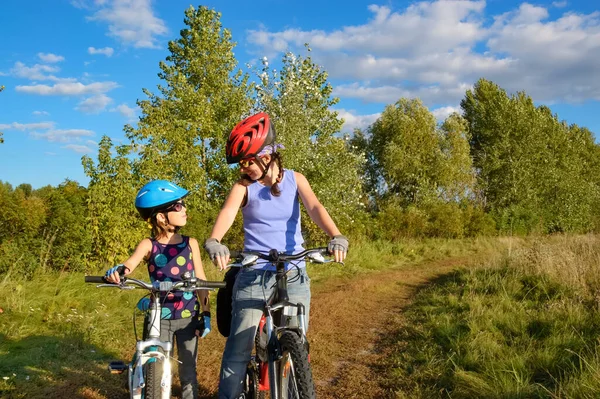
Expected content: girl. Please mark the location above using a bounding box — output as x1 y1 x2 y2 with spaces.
105 180 211 399
203 112 349 399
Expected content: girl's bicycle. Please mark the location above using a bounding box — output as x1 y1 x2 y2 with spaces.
84 272 225 399
228 247 333 399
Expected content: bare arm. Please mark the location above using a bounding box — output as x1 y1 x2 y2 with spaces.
190 237 210 313
209 182 246 241
106 238 152 283
296 171 341 238
207 182 246 270
296 171 347 263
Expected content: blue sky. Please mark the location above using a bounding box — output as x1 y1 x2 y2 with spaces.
1 0 599 189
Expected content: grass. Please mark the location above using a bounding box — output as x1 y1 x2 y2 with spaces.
0 236 498 398
387 234 600 398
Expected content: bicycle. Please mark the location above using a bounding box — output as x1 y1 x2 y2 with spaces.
84 272 226 399
226 247 334 399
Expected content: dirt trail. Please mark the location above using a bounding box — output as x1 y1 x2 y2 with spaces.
192 257 468 399
307 258 467 398
66 257 467 399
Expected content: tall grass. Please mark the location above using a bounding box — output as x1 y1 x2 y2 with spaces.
389 234 600 398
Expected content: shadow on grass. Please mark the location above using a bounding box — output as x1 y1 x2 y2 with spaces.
0 332 219 399
369 268 469 397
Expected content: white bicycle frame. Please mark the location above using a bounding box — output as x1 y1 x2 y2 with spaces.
129 295 173 399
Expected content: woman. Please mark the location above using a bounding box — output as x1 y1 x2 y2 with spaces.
204 112 349 398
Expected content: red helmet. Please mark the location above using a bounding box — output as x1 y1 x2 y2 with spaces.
226 112 276 164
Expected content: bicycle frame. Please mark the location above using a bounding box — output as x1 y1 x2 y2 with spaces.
85 275 225 399
129 292 173 399
232 248 330 399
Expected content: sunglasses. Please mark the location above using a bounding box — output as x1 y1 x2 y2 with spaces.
164 200 186 213
239 158 256 168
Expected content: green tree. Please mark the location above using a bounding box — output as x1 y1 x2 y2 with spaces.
35 180 91 271
461 78 600 233
82 137 143 268
252 47 367 240
125 5 251 231
361 98 474 206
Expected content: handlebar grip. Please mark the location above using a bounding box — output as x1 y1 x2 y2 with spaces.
85 276 106 283
196 280 227 289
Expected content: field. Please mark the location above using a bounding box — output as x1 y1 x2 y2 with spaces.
1 235 599 398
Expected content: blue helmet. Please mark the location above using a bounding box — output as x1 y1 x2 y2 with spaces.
135 180 189 220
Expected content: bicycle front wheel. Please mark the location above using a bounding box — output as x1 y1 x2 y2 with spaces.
143 358 164 399
278 331 316 399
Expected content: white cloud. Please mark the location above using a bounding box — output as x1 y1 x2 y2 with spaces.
247 1 600 107
431 106 460 121
552 1 568 8
335 109 381 133
10 62 76 82
37 53 65 63
88 46 114 56
16 81 119 96
0 121 56 131
32 128 95 143
32 110 50 116
111 103 136 119
76 94 113 113
64 143 95 153
86 0 168 48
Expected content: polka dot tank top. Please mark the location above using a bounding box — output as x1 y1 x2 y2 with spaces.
147 236 198 320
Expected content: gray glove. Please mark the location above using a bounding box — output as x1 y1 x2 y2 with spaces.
204 238 230 260
328 235 349 253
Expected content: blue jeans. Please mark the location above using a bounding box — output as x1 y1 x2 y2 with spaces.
218 267 311 399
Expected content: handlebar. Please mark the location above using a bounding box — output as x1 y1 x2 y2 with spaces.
84 275 226 291
229 247 333 268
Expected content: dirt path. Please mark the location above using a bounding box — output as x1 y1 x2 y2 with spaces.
63 257 467 399
192 257 468 399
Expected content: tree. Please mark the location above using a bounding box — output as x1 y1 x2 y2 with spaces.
36 180 91 271
82 137 143 268
461 78 600 233
252 47 367 240
125 5 251 226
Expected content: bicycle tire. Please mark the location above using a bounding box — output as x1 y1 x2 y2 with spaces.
143 358 164 399
278 331 316 399
244 360 264 399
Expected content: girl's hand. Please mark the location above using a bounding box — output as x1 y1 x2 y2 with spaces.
328 235 349 263
104 264 128 284
196 311 212 338
204 238 230 271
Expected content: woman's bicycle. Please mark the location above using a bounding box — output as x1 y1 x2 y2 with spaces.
227 247 333 399
84 272 225 399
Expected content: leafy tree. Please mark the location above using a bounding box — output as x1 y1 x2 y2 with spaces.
359 98 474 206
252 47 367 240
125 5 251 233
461 78 600 233
82 137 143 268
35 180 91 271
0 181 48 275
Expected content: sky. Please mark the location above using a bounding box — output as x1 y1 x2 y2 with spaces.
1 0 600 189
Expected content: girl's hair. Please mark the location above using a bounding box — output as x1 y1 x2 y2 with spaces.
239 152 284 196
148 210 181 238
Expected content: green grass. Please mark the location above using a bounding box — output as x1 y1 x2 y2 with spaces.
388 234 600 398
0 237 498 398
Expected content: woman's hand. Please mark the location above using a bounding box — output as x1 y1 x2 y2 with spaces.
328 235 349 263
204 238 231 271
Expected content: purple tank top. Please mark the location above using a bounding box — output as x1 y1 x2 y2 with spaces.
147 236 198 320
242 169 305 270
